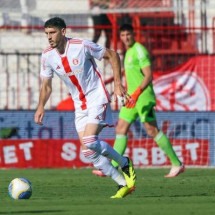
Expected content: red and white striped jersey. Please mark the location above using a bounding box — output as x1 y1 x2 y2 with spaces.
40 38 110 110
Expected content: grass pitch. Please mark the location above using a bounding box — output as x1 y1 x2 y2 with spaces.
0 168 214 215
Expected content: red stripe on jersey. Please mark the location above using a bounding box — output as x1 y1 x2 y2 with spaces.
90 59 110 101
61 56 87 110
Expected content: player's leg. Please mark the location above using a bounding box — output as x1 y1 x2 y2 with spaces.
144 120 180 165
144 109 184 177
141 106 184 177
76 108 126 185
78 128 130 198
77 104 136 197
101 14 112 49
92 132 128 176
152 126 185 177
92 15 102 43
111 119 130 168
92 107 136 176
111 107 138 168
84 128 136 189
89 104 136 189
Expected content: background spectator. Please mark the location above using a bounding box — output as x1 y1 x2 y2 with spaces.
90 0 113 48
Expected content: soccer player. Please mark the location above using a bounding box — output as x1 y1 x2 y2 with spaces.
93 23 185 178
34 17 136 198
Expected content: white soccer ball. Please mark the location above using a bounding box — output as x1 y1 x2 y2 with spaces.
117 95 126 106
8 178 32 200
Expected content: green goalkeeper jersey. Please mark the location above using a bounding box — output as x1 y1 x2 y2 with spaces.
124 42 156 106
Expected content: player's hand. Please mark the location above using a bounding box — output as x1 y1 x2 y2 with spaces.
117 94 130 106
34 106 45 125
125 87 142 108
113 84 129 105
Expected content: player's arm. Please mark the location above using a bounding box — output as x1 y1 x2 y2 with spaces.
139 65 153 92
34 77 52 125
103 48 128 103
126 65 152 108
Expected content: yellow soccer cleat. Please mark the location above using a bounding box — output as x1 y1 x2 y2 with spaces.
121 157 136 189
110 185 130 199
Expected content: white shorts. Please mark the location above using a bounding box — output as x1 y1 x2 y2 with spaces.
75 103 114 132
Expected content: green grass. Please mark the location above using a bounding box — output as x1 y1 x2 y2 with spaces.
0 168 215 215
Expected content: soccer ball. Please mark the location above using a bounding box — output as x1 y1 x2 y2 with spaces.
8 178 32 200
117 95 126 106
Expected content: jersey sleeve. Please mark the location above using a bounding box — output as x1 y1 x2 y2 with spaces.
40 53 54 78
83 40 106 61
136 44 151 69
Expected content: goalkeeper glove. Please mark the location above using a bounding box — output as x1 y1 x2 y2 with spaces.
126 87 142 108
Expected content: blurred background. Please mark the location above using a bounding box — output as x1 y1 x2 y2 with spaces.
0 0 215 168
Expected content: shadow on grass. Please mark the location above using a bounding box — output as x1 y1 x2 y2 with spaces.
0 210 65 214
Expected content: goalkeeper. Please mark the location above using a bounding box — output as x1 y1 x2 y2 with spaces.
93 23 185 178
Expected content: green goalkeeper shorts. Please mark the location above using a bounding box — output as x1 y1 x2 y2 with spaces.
119 102 156 123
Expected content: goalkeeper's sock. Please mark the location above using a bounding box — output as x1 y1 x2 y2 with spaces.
111 134 128 168
82 149 126 186
154 131 181 166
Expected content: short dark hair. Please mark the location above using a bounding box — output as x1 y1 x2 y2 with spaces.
119 24 134 32
44 17 66 29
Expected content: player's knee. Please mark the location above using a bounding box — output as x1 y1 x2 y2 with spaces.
146 127 158 138
85 141 101 152
82 135 101 152
115 122 128 134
